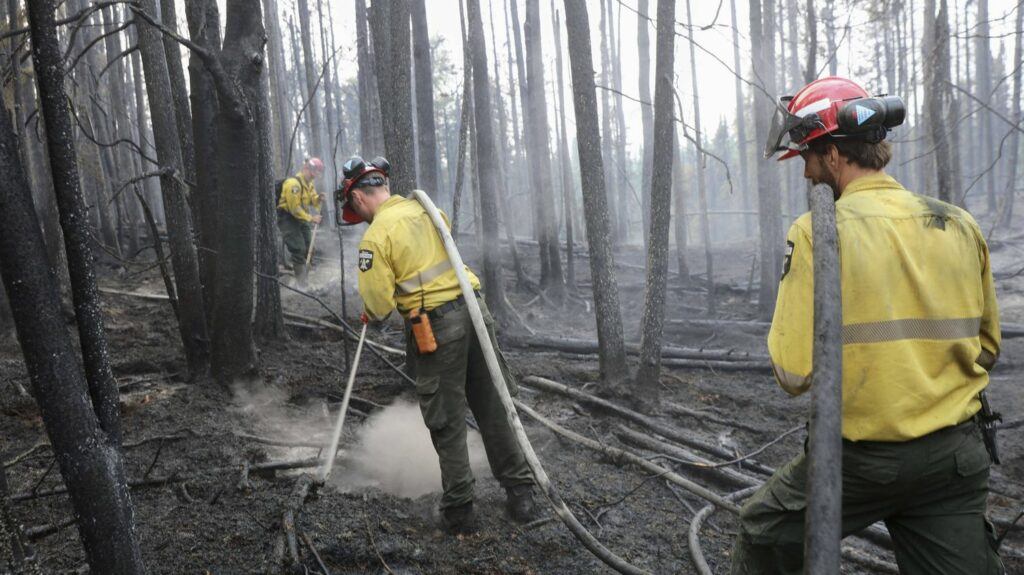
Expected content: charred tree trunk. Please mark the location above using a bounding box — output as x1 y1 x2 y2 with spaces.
27 0 122 444
638 0 653 248
411 0 439 195
297 0 328 159
998 0 1023 229
160 0 196 189
134 0 212 379
262 0 290 171
633 0 676 401
0 60 144 575
598 0 618 246
562 0 629 386
552 5 576 290
525 0 566 299
672 131 690 281
255 32 287 342
466 0 511 322
750 0 783 320
730 0 754 236
185 0 223 324
685 0 714 314
975 0 995 212
923 0 956 203
192 0 269 382
356 0 384 156
369 0 416 195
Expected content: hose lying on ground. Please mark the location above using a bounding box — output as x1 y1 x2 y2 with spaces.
411 189 652 575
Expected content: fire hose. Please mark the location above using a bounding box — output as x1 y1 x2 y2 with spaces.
318 322 367 482
409 189 650 575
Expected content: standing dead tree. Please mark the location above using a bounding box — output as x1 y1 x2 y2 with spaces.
411 0 439 195
26 0 121 443
369 0 416 195
466 0 513 324
633 0 677 402
562 0 629 386
356 0 384 156
132 0 270 382
134 0 212 380
750 0 783 320
552 5 577 290
0 47 143 573
525 0 566 300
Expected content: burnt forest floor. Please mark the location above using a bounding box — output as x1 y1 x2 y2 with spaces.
2 232 1023 574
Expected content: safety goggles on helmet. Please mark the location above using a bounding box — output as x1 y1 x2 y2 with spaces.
765 93 907 159
764 96 825 158
336 155 391 225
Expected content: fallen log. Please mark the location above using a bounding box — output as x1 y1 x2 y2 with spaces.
615 426 762 489
666 318 771 334
513 400 740 514
663 402 767 434
508 335 769 369
521 376 774 475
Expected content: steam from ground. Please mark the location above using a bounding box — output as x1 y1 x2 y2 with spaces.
332 400 489 499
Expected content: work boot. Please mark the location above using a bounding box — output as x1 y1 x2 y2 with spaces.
293 262 308 290
442 502 477 535
506 484 540 523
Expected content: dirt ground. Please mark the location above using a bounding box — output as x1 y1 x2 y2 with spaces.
1 232 1022 574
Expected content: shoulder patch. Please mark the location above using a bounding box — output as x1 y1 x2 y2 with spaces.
358 249 374 272
781 240 795 280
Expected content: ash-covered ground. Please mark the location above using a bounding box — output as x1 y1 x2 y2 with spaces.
1 233 1022 574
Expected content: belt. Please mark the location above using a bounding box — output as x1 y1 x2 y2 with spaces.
427 290 481 320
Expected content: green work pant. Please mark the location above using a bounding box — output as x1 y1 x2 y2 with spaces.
409 298 534 509
731 421 1004 574
277 211 312 266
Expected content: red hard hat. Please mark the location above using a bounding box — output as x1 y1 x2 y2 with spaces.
338 156 389 225
304 157 325 175
767 77 871 160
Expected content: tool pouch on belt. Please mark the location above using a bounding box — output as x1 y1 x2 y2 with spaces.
409 308 438 354
977 391 1002 465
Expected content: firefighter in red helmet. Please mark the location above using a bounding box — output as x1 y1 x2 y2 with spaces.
277 157 325 288
731 77 1004 574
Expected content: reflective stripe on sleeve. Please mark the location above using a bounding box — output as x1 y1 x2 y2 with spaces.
842 317 982 344
395 260 453 294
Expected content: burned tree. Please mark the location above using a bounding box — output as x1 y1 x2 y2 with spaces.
0 55 143 574
411 0 439 195
369 0 416 195
134 0 212 379
561 0 629 386
26 0 122 443
524 0 566 299
633 0 676 400
466 0 512 323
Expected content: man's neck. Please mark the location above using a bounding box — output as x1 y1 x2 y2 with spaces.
838 167 886 197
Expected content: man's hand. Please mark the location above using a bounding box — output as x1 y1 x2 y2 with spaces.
360 311 369 325
311 214 322 225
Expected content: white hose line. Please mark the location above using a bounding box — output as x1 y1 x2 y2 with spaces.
411 190 650 575
318 322 367 483
306 222 320 265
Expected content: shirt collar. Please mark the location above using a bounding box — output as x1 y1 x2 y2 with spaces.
377 195 403 215
840 173 904 198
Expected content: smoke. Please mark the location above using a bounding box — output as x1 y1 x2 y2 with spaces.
331 399 489 499
230 379 332 460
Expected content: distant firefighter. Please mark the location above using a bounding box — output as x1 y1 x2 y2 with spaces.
338 155 539 534
733 76 1004 574
277 157 325 288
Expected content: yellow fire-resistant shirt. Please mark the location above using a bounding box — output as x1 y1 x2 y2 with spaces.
769 174 1000 442
277 172 321 222
357 195 481 320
